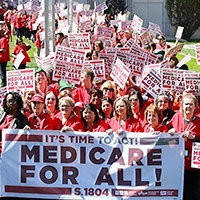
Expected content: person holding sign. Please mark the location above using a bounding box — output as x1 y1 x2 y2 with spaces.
0 92 29 153
108 97 144 134
54 96 84 131
168 92 200 200
81 103 109 132
144 104 168 132
12 38 31 69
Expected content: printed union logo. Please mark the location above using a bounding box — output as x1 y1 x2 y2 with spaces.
160 191 167 195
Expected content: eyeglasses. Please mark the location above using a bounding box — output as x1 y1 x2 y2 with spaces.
47 97 55 101
104 88 114 92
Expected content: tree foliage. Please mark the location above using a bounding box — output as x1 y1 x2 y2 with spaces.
166 0 200 40
104 0 127 17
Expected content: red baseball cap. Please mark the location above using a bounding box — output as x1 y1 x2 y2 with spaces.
31 94 44 103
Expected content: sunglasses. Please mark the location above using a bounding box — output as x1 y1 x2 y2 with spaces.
104 88 114 92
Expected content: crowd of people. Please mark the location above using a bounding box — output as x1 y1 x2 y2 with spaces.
0 3 199 200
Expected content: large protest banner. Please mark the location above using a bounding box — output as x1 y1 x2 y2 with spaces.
1 129 184 200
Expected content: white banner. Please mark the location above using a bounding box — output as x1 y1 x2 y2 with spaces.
1 130 184 200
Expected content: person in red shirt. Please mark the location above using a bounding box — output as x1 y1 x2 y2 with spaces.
108 97 144 134
167 92 200 200
34 24 44 56
81 103 109 132
0 29 10 86
72 69 95 104
144 103 168 132
25 94 53 130
12 38 31 69
128 90 146 127
13 12 23 39
54 96 84 131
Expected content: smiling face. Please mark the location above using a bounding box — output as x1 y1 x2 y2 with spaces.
146 111 159 128
157 96 169 111
182 97 196 119
45 92 56 109
115 99 127 119
101 100 113 117
82 108 96 125
129 94 140 112
6 94 18 112
59 99 73 118
31 101 44 116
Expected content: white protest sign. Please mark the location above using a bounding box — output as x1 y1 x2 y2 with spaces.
191 142 200 169
140 69 161 98
131 14 143 34
0 86 7 106
13 51 25 69
110 58 131 89
175 26 184 39
161 68 185 92
7 69 35 92
148 22 162 38
99 53 115 74
184 72 200 96
176 54 191 68
84 60 106 80
95 2 108 14
120 20 132 31
68 33 91 50
1 129 184 199
97 25 112 38
53 46 85 84
194 43 200 65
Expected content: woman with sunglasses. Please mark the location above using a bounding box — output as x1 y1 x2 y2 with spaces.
100 80 117 101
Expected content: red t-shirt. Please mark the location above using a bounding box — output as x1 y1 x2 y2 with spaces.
109 116 144 132
54 112 84 131
167 111 200 170
0 36 10 62
28 112 53 130
72 86 91 104
12 44 31 65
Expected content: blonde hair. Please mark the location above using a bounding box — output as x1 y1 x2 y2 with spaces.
100 80 117 99
144 104 163 124
59 96 75 108
180 92 199 115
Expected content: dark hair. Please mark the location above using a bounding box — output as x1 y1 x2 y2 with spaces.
128 91 144 110
44 90 59 110
99 97 113 119
16 38 23 45
90 88 103 97
3 92 24 112
81 103 99 125
154 90 174 109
